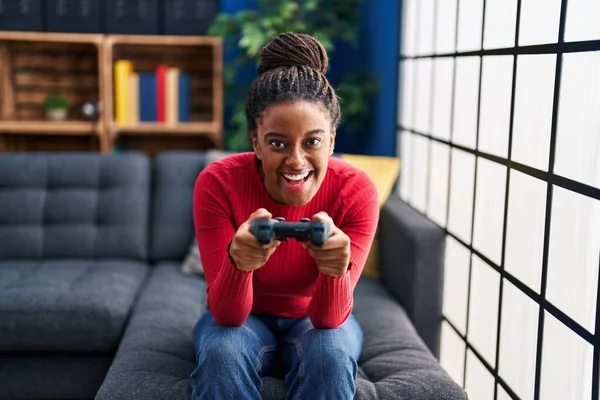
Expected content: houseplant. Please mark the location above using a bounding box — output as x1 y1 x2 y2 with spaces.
43 95 69 121
209 0 378 151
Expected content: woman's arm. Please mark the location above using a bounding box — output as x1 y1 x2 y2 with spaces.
193 168 254 327
307 175 380 328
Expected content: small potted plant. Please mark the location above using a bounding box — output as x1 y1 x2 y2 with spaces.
43 95 69 121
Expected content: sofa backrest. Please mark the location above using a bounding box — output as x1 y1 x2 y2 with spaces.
0 152 150 260
149 151 206 262
149 150 235 263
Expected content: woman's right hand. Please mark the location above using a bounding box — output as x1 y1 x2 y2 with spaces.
229 208 281 272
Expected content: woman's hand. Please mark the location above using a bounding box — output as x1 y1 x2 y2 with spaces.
229 208 281 272
304 212 351 278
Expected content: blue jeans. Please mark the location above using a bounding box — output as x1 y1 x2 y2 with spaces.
190 311 363 400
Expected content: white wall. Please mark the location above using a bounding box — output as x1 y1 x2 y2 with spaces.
397 0 600 399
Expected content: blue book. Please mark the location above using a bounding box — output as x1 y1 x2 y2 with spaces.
138 73 156 122
178 73 191 122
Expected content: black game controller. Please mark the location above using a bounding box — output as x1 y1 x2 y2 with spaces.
250 217 332 246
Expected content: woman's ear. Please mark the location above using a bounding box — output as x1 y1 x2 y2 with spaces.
251 132 261 160
329 129 336 156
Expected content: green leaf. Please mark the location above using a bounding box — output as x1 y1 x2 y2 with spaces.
239 23 267 57
280 1 299 20
304 0 319 12
315 35 334 51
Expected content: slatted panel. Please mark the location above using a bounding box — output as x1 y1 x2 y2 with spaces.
113 44 214 122
10 42 99 121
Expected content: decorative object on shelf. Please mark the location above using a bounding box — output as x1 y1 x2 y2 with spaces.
81 101 100 121
42 95 69 121
208 0 379 151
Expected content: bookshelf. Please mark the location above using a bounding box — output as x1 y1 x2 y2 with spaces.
104 34 223 154
0 31 223 155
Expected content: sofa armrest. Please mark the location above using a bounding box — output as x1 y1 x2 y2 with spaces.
379 196 446 358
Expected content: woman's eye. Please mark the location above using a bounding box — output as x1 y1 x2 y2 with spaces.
269 140 285 149
306 138 321 146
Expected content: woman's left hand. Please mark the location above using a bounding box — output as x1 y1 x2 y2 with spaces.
304 212 351 278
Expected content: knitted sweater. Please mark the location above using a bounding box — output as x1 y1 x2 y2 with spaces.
193 152 379 328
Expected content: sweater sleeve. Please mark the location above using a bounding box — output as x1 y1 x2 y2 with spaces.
193 167 254 327
308 173 380 328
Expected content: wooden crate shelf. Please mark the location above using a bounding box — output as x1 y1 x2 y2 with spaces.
0 31 223 155
0 121 98 135
103 34 223 152
0 31 105 152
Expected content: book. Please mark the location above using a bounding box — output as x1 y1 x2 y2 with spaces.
106 0 159 34
165 67 180 125
114 60 133 124
45 0 102 33
138 73 157 122
155 64 168 122
178 72 191 123
128 72 140 124
0 0 43 32
163 0 218 36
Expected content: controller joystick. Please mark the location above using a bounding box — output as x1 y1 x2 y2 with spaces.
250 218 332 246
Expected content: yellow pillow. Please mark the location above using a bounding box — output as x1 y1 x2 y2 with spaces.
340 154 401 278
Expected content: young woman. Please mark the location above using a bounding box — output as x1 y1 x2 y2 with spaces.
191 32 379 399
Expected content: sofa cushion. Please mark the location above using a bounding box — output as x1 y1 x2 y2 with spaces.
150 152 206 262
97 266 466 400
0 354 113 400
338 153 401 279
352 277 467 399
0 152 151 260
181 239 204 277
0 259 148 352
95 263 205 400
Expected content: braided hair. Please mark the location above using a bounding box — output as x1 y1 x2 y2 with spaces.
246 32 341 135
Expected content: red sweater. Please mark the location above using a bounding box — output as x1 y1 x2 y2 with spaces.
193 152 379 328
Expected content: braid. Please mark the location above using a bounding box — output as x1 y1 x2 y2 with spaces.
246 32 340 135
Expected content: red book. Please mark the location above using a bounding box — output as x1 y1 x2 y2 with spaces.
156 64 168 122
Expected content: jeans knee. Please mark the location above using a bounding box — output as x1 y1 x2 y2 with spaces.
196 329 253 371
301 329 358 375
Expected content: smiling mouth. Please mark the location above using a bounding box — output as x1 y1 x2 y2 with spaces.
281 171 313 183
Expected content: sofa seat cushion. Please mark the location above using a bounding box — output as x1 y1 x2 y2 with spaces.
352 277 467 399
97 265 467 400
0 353 114 400
96 263 205 400
0 259 148 352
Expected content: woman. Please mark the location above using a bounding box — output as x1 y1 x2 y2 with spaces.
191 32 379 399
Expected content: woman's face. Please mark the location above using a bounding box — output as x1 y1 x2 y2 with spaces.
251 101 335 207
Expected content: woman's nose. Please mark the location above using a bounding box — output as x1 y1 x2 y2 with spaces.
286 148 306 169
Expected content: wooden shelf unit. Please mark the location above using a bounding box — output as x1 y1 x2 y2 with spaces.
0 31 223 155
0 31 105 152
104 34 223 153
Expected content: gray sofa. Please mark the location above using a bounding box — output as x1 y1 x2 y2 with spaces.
0 151 467 400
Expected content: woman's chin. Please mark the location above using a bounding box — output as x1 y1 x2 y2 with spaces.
285 196 311 207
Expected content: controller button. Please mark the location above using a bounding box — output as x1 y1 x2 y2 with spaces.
275 217 285 222
300 218 310 223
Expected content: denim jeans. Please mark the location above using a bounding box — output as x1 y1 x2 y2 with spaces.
190 310 363 400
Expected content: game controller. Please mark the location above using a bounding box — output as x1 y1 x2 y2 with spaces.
250 217 332 246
